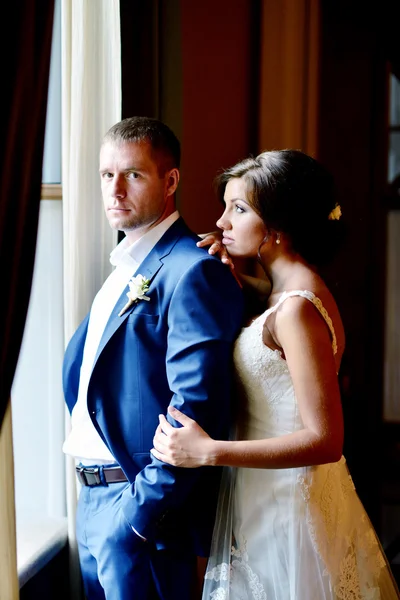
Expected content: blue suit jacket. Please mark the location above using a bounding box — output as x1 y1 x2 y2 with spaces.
63 218 244 555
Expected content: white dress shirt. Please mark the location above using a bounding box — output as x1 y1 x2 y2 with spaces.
62 211 180 465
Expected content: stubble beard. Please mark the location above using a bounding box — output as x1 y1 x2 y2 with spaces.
107 212 159 235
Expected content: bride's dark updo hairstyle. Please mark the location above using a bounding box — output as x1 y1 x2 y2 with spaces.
215 149 345 267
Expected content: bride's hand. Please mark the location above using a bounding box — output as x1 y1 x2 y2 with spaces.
197 231 234 270
150 407 215 468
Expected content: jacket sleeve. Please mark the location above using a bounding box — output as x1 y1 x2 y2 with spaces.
120 256 244 541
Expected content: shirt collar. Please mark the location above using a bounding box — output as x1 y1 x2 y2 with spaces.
110 210 180 268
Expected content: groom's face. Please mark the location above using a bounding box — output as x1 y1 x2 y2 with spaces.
99 139 179 244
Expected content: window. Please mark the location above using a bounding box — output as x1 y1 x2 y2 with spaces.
383 72 400 424
388 73 400 185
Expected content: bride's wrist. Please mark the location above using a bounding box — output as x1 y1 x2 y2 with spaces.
207 440 225 467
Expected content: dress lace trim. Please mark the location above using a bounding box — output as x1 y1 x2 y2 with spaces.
265 290 338 355
205 535 268 600
297 457 387 598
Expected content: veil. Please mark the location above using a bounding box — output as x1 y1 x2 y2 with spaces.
202 465 236 599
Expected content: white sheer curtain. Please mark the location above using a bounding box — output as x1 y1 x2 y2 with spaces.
61 1 121 597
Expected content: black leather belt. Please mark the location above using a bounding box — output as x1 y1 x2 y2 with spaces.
76 465 128 487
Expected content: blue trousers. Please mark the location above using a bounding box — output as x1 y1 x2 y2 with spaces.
76 481 198 600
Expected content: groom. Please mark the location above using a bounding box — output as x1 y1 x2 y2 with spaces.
62 116 244 599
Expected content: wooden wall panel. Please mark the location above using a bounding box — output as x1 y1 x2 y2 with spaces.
258 0 320 156
179 0 258 233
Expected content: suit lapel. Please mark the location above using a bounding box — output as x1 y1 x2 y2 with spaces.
93 218 189 366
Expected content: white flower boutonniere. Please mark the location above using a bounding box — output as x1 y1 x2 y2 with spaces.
118 274 151 317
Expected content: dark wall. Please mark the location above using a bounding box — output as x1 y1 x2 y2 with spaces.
120 0 259 234
178 0 259 233
318 2 394 527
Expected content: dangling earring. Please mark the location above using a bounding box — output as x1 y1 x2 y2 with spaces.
276 234 281 245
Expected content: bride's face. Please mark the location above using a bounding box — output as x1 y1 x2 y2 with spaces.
216 177 267 259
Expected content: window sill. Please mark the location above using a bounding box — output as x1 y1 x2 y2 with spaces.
17 516 68 588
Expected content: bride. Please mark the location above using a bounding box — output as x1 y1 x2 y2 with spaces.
151 149 400 599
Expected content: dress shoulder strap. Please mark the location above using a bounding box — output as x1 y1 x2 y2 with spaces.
267 290 338 355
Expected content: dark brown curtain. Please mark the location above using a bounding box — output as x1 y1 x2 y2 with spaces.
0 1 55 430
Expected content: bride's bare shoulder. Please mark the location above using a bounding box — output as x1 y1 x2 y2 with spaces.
273 273 346 360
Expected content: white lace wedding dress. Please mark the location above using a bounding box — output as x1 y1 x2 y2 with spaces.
202 291 400 600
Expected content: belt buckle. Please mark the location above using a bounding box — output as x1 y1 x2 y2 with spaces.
77 466 101 486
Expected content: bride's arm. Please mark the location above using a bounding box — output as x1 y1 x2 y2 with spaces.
197 231 271 297
197 231 234 268
151 298 343 469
